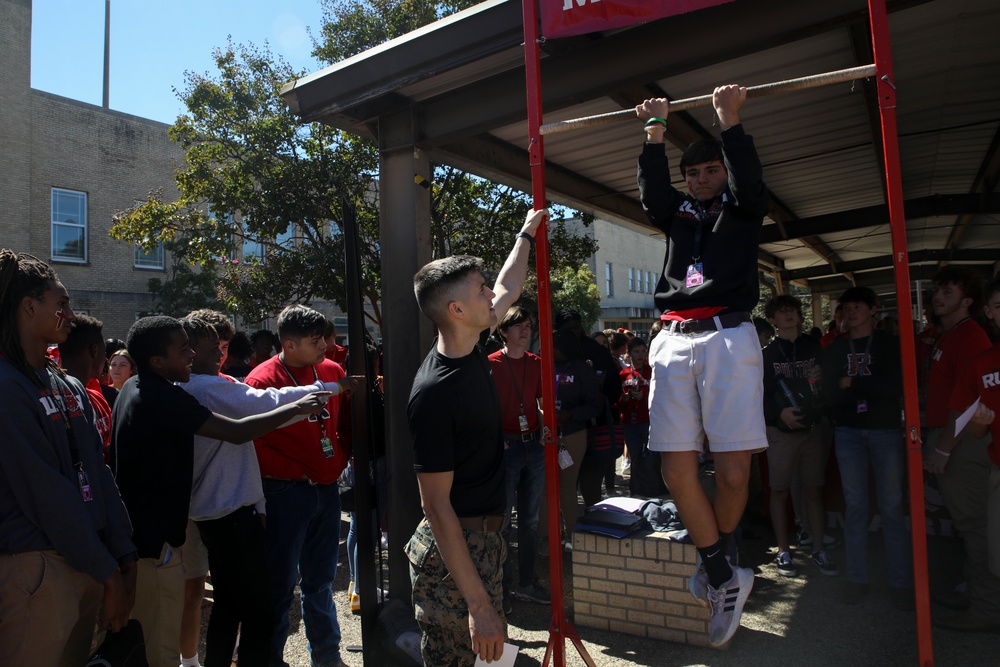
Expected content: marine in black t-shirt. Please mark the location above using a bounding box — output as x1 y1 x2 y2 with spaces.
408 329 505 518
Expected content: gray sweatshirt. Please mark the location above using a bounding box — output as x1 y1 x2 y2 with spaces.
0 359 135 583
178 374 343 521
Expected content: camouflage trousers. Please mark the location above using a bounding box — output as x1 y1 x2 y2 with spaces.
405 518 506 667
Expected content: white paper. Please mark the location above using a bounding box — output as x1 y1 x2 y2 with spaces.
955 397 982 438
474 642 519 667
591 496 647 514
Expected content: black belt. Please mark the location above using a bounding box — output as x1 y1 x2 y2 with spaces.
662 311 751 335
456 515 505 533
503 430 540 443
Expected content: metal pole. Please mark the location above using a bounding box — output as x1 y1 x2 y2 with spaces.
540 64 877 136
342 197 381 666
867 1 934 664
522 1 595 666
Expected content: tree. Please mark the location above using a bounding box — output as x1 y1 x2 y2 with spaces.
111 3 598 330
522 263 602 331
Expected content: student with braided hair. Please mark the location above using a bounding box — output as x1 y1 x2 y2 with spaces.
0 249 138 666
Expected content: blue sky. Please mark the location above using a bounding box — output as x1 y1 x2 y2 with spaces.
30 0 327 124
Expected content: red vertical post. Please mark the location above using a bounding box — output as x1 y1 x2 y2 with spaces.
522 3 594 667
868 1 934 664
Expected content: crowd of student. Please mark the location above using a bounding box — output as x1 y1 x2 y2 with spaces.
0 247 366 667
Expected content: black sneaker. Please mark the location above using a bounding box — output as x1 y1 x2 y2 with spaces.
774 551 797 577
512 582 551 605
811 550 839 576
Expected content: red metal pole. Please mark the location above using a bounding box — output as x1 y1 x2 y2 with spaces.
522 2 594 667
867 1 934 664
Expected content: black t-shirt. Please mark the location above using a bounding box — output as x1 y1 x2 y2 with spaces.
408 330 505 517
111 371 212 557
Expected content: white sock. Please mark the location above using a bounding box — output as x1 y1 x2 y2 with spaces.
180 655 201 667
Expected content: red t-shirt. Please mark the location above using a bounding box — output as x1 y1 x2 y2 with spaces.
488 349 542 434
244 355 348 484
325 344 348 365
86 378 113 463
949 344 1000 467
661 306 725 322
618 364 651 425
926 319 991 428
820 329 842 349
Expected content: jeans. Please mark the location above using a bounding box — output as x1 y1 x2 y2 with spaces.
834 427 912 588
346 457 387 583
502 435 546 591
196 506 274 667
263 479 343 667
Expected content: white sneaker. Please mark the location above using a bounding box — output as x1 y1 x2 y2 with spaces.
688 553 708 607
706 566 755 647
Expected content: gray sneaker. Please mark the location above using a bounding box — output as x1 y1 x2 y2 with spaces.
688 553 708 607
512 582 550 605
706 566 755 647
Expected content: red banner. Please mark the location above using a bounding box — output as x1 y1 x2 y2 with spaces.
540 0 733 39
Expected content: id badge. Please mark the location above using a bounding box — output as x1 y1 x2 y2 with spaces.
77 469 93 502
856 400 868 414
558 444 573 470
686 262 704 287
518 414 530 432
320 437 335 458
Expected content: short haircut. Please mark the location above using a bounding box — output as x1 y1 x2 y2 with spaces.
627 336 647 353
127 315 183 372
680 138 725 178
554 308 582 330
413 255 485 326
227 331 254 361
933 265 984 315
838 286 878 309
498 305 533 332
608 331 629 351
277 304 327 341
105 338 126 358
323 318 336 339
985 273 1000 303
185 309 234 341
179 317 218 349
764 294 803 319
59 313 104 359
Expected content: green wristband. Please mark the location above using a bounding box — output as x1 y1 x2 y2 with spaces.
644 117 667 128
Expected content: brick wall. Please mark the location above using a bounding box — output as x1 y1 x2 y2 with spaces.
1 0 186 339
572 531 712 647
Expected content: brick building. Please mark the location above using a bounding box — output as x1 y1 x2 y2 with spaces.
1 0 184 339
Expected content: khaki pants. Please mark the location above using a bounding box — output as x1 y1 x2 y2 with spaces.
0 550 102 667
132 543 186 667
934 429 1000 621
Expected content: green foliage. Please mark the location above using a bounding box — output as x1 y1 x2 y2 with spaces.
523 263 602 331
143 239 223 317
111 5 598 330
313 0 481 62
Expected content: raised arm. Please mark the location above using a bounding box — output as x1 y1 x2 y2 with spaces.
490 208 548 327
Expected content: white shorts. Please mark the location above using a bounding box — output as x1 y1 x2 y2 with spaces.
182 518 209 579
647 321 767 453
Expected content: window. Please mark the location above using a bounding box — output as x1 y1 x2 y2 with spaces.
243 221 294 263
605 262 614 297
51 188 87 262
628 267 635 292
134 243 164 269
647 271 655 294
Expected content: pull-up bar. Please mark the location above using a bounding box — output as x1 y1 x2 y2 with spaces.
539 63 878 136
